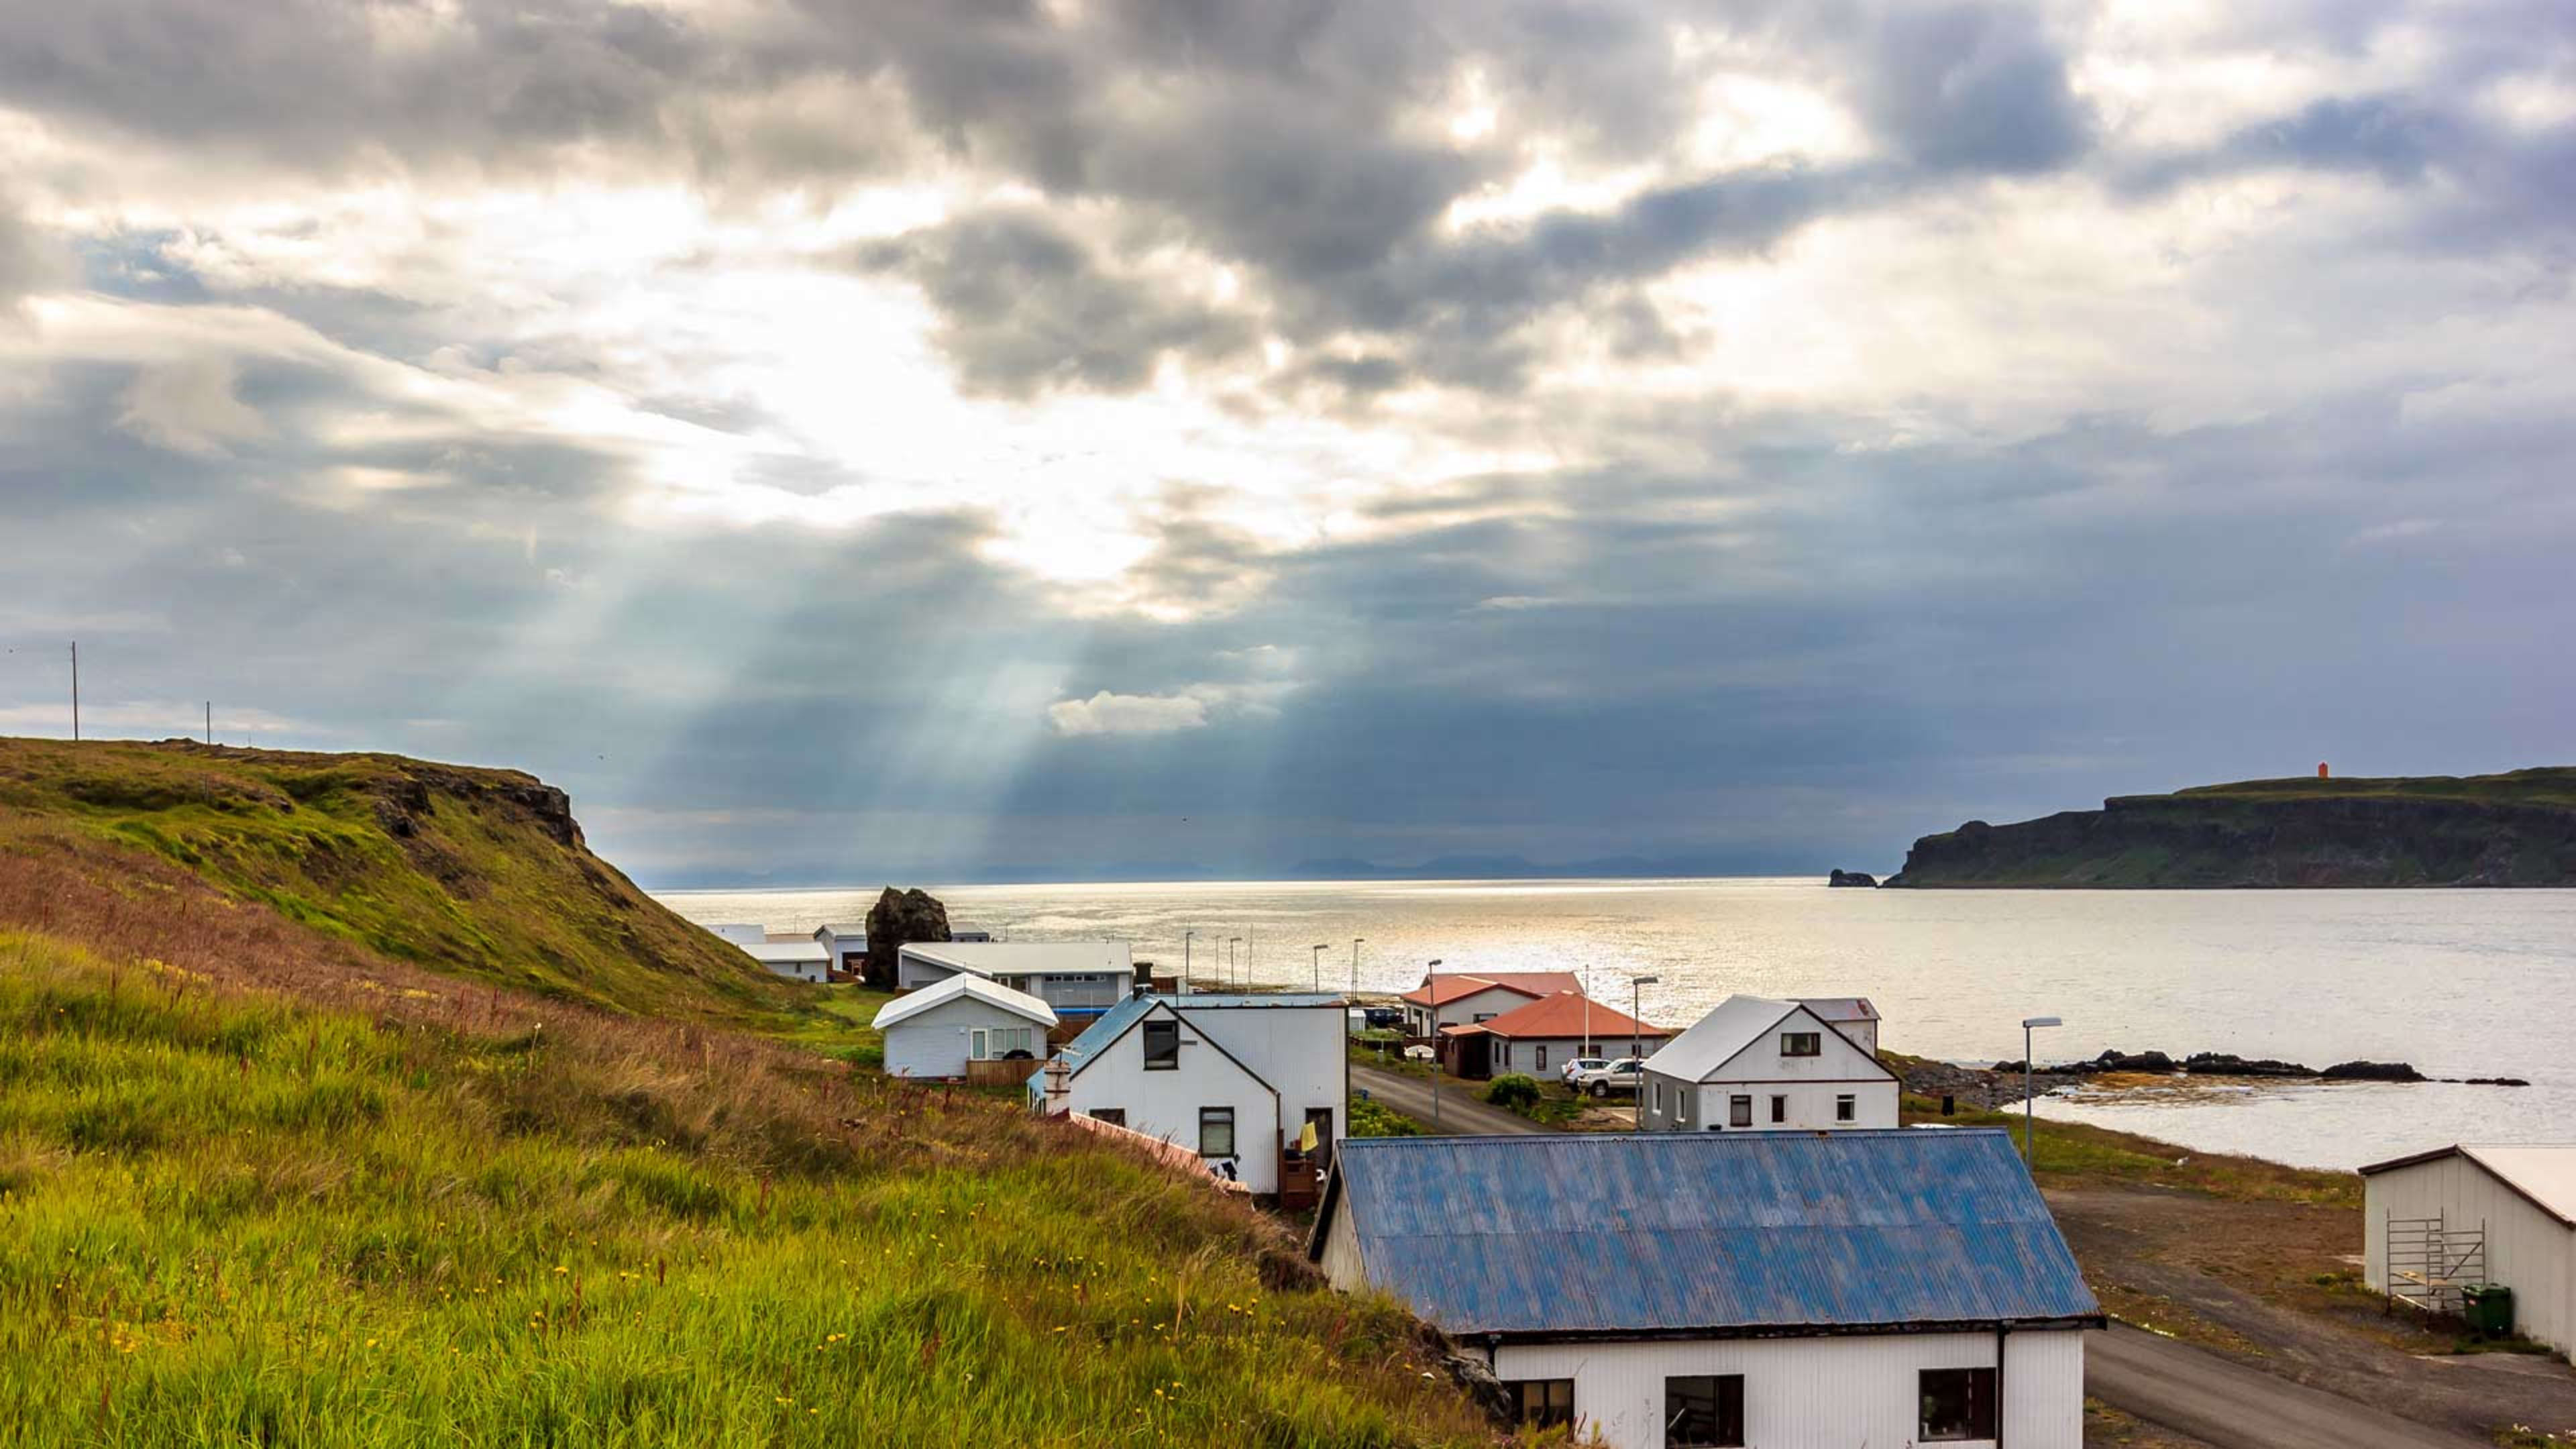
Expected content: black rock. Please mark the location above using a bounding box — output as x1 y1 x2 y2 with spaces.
861 886 952 991
2457 1076 2532 1087
2183 1052 2316 1077
2320 1059 2425 1082
1828 869 1880 888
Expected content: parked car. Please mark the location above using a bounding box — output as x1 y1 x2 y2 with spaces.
1560 1056 1609 1086
1564 1057 1645 1097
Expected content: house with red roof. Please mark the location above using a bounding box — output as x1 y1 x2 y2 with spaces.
1399 971 1585 1037
1438 991 1670 1079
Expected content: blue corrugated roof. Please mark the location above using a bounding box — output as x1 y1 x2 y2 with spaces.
1053 992 1161 1075
1316 1129 2099 1338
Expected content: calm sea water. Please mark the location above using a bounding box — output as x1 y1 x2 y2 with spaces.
654 878 2576 1171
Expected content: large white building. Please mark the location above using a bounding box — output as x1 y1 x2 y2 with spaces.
1030 991 1346 1197
1640 995 1899 1132
873 975 1057 1080
1310 1130 2100 1449
897 941 1132 1010
2361 1143 2576 1357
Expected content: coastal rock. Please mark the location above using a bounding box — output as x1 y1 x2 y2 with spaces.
2321 1060 2426 1082
2182 1052 2314 1077
1827 869 1878 888
861 886 951 991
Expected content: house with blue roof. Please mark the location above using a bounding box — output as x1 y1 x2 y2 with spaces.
1309 1128 2100 1449
1031 989 1347 1200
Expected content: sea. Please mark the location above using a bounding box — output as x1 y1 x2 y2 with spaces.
653 877 2576 1172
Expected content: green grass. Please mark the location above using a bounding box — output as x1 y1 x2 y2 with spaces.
1899 1094 2360 1207
0 930 1507 1448
1346 1097 1424 1138
0 737 799 1026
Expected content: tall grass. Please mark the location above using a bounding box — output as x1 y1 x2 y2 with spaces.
0 930 1509 1447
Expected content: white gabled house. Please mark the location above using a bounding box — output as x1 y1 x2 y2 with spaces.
1641 994 1898 1132
1793 996 1880 1057
873 975 1057 1081
896 941 1132 1010
813 923 869 979
740 935 830 983
1029 991 1346 1198
1309 1130 2100 1449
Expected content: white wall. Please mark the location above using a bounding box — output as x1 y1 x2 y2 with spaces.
1641 1004 1896 1132
998 971 1128 1009
897 952 964 990
1407 985 1536 1036
2366 1157 2576 1356
881 996 1046 1080
1491 1036 1660 1077
1489 1328 2083 1449
1175 1002 1345 1150
1046 1007 1281 1193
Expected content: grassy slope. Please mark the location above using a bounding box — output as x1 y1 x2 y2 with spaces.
0 737 793 1024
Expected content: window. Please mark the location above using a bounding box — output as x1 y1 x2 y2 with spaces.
1198 1107 1236 1158
1781 1031 1822 1057
1474 1012 1498 1024
1652 1081 1664 1115
1770 1094 1787 1124
972 1026 1032 1059
1536 1045 1549 1072
1142 1019 1180 1071
1664 1375 1744 1448
1675 1087 1691 1125
1728 1094 1752 1128
1835 1093 1857 1122
1919 1368 1997 1442
1504 1379 1574 1429
1087 1108 1126 1127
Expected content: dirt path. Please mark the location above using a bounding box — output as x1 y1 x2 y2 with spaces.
2051 1183 2576 1441
1350 1064 1548 1136
2088 1326 2483 1449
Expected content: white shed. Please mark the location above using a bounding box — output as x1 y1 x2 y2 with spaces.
1640 995 1898 1133
2361 1144 2576 1356
873 975 1057 1081
740 937 830 983
1309 1130 2100 1449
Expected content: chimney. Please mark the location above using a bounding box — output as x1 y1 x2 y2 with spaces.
1041 1057 1071 1112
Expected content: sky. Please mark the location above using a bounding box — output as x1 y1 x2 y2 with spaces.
1 0 2571 886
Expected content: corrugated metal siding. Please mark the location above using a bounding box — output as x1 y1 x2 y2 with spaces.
1492 1328 2082 1449
1332 1129 2096 1335
2367 1153 2576 1354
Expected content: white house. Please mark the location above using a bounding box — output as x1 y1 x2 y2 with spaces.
1794 996 1880 1057
1640 995 1899 1132
1030 991 1345 1197
873 975 1057 1080
813 923 869 978
1436 991 1670 1079
2361 1144 2576 1357
1399 971 1584 1037
1309 1130 2100 1449
739 936 830 983
897 941 1132 1010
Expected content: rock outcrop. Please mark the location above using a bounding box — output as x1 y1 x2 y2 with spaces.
1883 768 2576 888
1827 869 1878 888
861 887 951 991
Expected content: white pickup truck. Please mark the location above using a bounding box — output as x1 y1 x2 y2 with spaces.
1561 1057 1646 1097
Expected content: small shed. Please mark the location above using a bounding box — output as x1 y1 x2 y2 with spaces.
873 975 1057 1081
2361 1144 2576 1356
740 936 830 983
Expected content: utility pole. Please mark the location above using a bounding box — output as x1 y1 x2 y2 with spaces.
205 701 212 745
1350 937 1364 995
69 642 79 741
1310 943 1327 991
1181 930 1194 997
1426 957 1444 1128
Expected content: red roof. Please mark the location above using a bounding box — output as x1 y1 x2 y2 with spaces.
1400 971 1585 1007
1468 991 1668 1041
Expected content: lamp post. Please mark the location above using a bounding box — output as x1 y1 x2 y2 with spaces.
2021 1016 2062 1165
1228 937 1241 991
1311 943 1329 991
1628 974 1660 1069
1181 930 1195 997
1350 937 1364 995
1426 958 1444 1128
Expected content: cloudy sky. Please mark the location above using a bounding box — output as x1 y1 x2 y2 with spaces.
2 1 2570 885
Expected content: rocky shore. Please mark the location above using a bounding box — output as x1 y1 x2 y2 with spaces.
1892 1046 2527 1110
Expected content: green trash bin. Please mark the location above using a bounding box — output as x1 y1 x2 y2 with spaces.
2463 1284 2516 1338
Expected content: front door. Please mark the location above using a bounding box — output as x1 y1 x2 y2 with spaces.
1303 1108 1334 1167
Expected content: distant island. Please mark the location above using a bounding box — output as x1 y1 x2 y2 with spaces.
1882 768 2576 888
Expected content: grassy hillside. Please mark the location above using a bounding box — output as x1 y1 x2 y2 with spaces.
0 737 791 1022
1886 767 2576 887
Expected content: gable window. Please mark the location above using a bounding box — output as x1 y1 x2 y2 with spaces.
1728 1094 1752 1128
1836 1093 1857 1122
1503 1379 1574 1429
1142 1019 1180 1071
1920 1367 1997 1442
1781 1031 1822 1057
1770 1095 1787 1124
1087 1108 1126 1127
1664 1375 1745 1448
1197 1107 1235 1158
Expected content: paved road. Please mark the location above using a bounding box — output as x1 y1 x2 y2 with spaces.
2088 1324 2482 1449
1350 1063 2481 1449
1350 1064 1550 1137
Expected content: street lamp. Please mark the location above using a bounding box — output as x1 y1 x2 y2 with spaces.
1182 929 1195 997
1426 958 1444 1128
2021 1016 2063 1165
1228 937 1242 991
1628 974 1660 1072
1350 937 1364 995
1311 943 1329 991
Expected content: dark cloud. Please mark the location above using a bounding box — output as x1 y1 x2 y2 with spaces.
854 207 1254 396
1841 1 2092 173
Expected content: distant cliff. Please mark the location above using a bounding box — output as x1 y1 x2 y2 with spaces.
1884 769 2576 888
